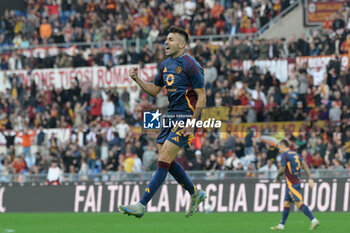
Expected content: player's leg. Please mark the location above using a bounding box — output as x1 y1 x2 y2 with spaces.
295 201 320 230
271 186 291 231
140 141 180 205
119 140 181 218
271 183 299 230
281 201 290 225
157 143 196 196
166 128 207 217
158 143 206 217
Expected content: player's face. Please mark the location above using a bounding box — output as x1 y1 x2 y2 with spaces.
277 143 286 153
164 33 185 57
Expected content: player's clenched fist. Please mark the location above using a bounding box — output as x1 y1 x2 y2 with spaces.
129 67 139 81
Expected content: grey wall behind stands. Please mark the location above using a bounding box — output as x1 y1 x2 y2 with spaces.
0 0 26 17
0 178 349 213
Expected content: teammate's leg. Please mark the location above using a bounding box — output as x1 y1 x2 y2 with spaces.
119 140 181 218
295 201 320 230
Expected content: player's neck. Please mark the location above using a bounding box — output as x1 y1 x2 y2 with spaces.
171 50 186 59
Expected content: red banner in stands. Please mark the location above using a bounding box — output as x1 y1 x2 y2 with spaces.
2 64 158 90
304 0 346 26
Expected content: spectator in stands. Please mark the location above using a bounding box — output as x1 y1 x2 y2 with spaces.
312 152 324 169
115 118 129 144
39 17 52 44
258 159 277 178
123 151 134 173
45 160 61 185
101 94 115 120
188 150 204 170
225 152 241 171
12 155 26 174
329 101 342 122
176 150 189 170
132 154 143 173
17 129 35 167
89 93 102 118
142 142 157 171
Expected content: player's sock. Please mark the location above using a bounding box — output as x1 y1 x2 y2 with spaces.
139 161 170 206
300 204 315 221
280 207 290 225
169 161 195 195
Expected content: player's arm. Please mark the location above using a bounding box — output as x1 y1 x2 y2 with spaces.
129 67 162 97
191 87 206 121
274 166 285 183
182 87 206 136
302 160 315 188
182 59 206 137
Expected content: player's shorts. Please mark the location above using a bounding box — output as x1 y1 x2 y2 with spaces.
156 111 195 148
284 183 303 202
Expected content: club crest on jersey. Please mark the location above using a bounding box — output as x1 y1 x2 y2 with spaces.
176 66 182 74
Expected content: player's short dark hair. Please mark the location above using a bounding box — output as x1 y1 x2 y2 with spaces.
169 26 189 44
279 139 290 148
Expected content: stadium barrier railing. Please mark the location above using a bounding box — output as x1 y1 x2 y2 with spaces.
0 169 348 183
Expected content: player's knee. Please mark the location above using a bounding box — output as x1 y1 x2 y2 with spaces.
157 160 171 170
295 201 303 208
284 201 290 208
158 152 172 164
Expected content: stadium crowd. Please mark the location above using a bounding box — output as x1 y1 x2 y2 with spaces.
0 2 349 69
1 52 350 178
1 0 350 180
0 0 295 49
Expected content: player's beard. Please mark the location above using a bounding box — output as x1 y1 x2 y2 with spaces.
166 47 180 58
165 47 173 57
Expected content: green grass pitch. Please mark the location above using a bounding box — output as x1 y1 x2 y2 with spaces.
0 212 348 233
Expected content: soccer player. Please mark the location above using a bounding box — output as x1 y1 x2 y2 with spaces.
119 26 207 218
271 139 320 230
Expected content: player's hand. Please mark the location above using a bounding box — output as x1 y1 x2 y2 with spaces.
308 178 315 188
129 67 139 81
181 126 194 137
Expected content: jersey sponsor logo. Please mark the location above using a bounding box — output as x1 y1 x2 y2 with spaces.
163 67 167 73
176 66 182 74
166 86 177 92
